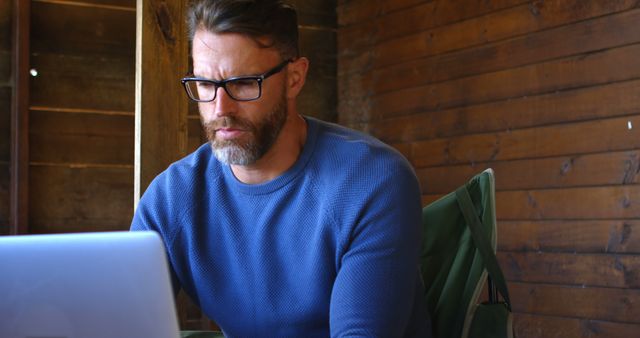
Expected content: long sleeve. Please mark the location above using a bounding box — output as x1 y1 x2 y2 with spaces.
329 156 426 337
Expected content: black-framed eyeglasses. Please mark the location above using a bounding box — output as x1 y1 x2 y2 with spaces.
181 59 292 102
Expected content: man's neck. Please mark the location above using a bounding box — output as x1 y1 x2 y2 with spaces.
230 114 307 184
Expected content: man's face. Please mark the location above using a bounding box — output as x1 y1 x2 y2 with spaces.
191 30 289 165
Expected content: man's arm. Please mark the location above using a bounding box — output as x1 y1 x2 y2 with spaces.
131 182 183 296
329 161 424 337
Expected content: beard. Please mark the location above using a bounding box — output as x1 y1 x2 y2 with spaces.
203 93 288 165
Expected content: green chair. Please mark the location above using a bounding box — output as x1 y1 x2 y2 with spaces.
421 169 513 338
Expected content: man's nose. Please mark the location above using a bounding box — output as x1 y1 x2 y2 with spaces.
202 86 237 121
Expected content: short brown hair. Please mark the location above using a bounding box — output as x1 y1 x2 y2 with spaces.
187 0 299 59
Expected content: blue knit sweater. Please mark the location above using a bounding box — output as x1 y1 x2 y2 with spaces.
131 117 431 337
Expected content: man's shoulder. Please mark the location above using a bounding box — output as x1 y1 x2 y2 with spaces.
310 117 411 170
306 118 417 195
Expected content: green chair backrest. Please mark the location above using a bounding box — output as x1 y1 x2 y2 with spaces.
421 169 508 338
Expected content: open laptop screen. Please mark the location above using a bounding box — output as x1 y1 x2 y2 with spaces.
0 231 180 338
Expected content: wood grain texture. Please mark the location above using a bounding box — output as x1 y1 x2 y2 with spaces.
29 53 135 112
187 117 204 153
341 5 640 87
498 220 640 254
298 28 337 122
29 109 134 165
417 150 640 194
338 0 427 27
0 50 9 86
11 0 31 234
0 87 9 161
499 251 640 288
371 79 640 144
0 0 11 52
422 184 640 220
339 0 527 57
33 0 136 8
0 0 9 88
495 185 640 220
340 0 637 74
513 313 640 338
31 1 135 56
370 42 640 121
135 0 189 202
410 115 640 168
289 0 336 28
510 282 640 323
0 163 8 234
340 8 640 123
28 165 133 233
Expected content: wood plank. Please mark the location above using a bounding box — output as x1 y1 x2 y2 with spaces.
370 79 640 144
422 185 640 220
510 282 640 324
289 0 336 28
135 0 189 204
187 117 204 153
494 185 640 220
411 115 640 168
339 8 640 117
31 1 135 56
417 151 640 194
0 51 9 85
0 87 9 161
337 0 425 27
30 52 135 112
370 42 640 121
0 163 8 235
339 0 527 58
298 28 337 122
344 7 640 92
340 0 637 74
34 0 136 9
0 0 11 52
28 165 133 233
513 313 640 338
11 0 30 235
0 0 8 85
499 252 640 288
498 220 640 254
29 109 134 165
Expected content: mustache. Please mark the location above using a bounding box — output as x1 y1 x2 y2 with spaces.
203 116 254 132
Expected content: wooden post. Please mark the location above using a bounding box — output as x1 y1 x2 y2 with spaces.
134 0 189 208
10 0 30 235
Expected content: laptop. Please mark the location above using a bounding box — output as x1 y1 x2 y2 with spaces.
0 231 180 338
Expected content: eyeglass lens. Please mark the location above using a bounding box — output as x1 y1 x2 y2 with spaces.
185 78 261 101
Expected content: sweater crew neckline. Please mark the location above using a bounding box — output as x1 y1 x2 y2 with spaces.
221 116 319 195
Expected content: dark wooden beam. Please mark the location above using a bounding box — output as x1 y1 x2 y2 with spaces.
134 0 189 206
10 0 30 235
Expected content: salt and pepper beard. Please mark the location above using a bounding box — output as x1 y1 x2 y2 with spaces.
203 91 288 165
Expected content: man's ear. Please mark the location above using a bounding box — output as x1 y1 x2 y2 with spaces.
285 57 309 99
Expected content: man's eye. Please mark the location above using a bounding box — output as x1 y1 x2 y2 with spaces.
232 79 257 87
197 81 215 88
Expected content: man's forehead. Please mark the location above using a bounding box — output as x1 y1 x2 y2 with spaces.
191 31 281 78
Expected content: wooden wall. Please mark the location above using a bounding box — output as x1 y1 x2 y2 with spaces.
293 0 337 122
338 0 640 337
27 0 136 234
0 0 11 236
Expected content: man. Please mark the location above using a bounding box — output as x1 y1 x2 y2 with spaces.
131 0 431 337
